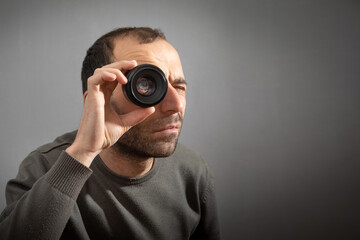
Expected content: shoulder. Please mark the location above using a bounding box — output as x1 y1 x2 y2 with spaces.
171 143 207 171
17 131 77 179
33 130 77 163
168 143 213 185
166 143 216 204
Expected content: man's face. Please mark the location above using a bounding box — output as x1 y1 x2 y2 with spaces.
110 37 187 158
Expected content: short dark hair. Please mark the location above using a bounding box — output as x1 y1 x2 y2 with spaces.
81 27 166 94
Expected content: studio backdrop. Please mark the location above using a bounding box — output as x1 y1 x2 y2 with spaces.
0 0 359 239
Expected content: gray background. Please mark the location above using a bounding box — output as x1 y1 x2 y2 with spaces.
1 0 359 239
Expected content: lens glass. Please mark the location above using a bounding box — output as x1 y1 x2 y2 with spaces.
136 77 156 96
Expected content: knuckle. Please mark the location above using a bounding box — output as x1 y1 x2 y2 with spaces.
94 68 104 74
115 69 123 76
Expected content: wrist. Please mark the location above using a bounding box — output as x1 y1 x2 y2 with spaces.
65 144 99 167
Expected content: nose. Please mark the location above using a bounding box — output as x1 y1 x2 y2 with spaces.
158 84 185 114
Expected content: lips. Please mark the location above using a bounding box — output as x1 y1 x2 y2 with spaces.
153 123 181 133
147 113 183 135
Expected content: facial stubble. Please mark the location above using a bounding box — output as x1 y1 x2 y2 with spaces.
113 113 183 159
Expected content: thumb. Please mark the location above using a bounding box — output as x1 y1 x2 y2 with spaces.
119 107 155 128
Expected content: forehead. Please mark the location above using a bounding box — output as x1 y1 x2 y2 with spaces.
112 37 184 80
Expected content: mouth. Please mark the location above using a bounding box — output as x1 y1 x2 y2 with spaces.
153 123 181 135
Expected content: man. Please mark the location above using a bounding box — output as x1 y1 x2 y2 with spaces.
0 27 220 239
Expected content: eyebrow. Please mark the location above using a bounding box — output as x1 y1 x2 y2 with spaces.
172 78 187 85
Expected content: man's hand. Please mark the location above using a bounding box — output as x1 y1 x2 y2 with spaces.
66 60 155 167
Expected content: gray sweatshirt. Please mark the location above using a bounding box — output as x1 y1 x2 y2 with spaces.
0 131 220 239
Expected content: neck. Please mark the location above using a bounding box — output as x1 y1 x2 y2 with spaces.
99 148 154 178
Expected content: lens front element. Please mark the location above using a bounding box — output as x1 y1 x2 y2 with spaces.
136 76 156 96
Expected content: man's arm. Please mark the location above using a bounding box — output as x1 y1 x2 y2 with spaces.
0 60 155 239
0 151 92 239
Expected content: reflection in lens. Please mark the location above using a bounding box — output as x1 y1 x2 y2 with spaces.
136 77 156 96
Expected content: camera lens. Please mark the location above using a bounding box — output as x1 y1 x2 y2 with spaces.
123 64 168 107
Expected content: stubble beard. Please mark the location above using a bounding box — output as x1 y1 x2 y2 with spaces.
113 113 183 159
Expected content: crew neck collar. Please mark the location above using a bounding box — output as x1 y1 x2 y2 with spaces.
93 155 162 185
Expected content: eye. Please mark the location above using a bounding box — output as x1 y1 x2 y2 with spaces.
174 85 186 92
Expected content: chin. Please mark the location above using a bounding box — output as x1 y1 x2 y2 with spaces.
114 134 179 159
141 136 179 158
151 142 178 158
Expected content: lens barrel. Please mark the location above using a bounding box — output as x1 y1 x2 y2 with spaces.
123 64 168 107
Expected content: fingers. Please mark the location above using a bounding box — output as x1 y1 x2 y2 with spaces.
87 60 137 90
104 59 137 72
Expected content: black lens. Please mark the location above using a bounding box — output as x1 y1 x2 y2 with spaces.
123 64 168 107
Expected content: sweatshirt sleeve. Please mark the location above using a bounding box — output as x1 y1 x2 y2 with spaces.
0 151 92 240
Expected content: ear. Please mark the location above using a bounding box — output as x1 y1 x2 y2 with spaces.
83 91 88 104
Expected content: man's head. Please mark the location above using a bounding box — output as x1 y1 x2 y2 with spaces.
81 27 187 159
81 27 167 94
